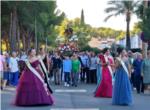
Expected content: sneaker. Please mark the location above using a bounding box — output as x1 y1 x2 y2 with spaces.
66 84 70 87
64 82 67 87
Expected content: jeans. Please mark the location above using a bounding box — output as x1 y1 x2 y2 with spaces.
10 71 19 86
90 69 97 84
64 72 70 84
134 75 142 93
53 68 61 84
72 72 79 86
80 67 89 83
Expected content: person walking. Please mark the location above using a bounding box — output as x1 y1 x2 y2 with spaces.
96 53 102 85
9 52 19 86
141 49 150 93
63 55 72 87
0 53 5 90
15 48 54 106
52 52 62 85
89 52 97 84
72 54 81 87
112 47 132 105
80 52 90 83
2 52 10 89
133 53 143 93
95 48 114 98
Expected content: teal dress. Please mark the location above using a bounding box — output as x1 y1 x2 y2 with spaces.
94 57 102 93
96 63 102 84
141 58 150 85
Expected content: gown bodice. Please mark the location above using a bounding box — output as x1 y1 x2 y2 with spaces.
30 60 40 68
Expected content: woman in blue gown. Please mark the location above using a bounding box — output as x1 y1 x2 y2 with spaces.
96 54 102 85
112 48 132 105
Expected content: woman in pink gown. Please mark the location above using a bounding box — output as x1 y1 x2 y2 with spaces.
95 48 114 98
15 48 54 106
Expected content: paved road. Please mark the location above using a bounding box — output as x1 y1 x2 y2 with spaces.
1 83 150 110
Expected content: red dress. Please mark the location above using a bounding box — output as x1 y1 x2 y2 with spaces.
95 55 113 98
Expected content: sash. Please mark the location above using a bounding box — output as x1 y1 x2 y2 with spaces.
25 60 45 85
38 56 53 93
38 56 48 76
104 55 113 77
117 57 129 76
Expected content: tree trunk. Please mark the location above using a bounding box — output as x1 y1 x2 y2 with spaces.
34 18 37 50
22 33 26 51
16 11 20 54
9 12 13 53
126 11 131 50
142 1 149 58
11 6 17 52
27 30 32 50
17 26 20 54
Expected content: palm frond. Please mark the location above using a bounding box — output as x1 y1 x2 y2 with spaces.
104 14 114 22
105 7 120 13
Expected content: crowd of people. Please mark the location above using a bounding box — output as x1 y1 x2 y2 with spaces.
0 47 150 106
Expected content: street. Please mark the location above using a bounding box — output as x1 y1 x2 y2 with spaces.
1 83 150 110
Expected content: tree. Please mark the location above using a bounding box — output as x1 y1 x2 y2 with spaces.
104 1 140 50
136 1 150 57
1 1 65 52
131 22 142 36
80 9 85 26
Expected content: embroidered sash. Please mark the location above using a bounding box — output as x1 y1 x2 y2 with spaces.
104 55 113 77
25 60 45 84
117 57 129 76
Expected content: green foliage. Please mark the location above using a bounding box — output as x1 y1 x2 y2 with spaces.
105 0 141 49
136 1 150 40
141 8 150 40
80 45 100 54
81 9 85 26
1 1 65 51
131 22 142 36
56 17 128 50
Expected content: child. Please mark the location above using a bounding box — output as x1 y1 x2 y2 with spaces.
72 54 80 87
63 55 72 87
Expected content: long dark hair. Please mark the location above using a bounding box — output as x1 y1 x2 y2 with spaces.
117 47 124 57
27 48 35 55
103 48 109 54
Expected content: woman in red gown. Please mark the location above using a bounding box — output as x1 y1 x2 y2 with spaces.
95 48 114 98
15 48 54 106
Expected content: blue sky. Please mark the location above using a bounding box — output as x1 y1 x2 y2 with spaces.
56 0 139 31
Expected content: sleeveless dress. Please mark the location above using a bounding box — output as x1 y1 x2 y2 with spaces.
112 59 132 105
15 60 54 106
94 55 113 98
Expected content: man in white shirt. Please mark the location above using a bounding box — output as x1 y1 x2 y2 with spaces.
80 52 90 83
9 51 19 86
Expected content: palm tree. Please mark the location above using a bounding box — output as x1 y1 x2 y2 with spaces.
104 1 140 50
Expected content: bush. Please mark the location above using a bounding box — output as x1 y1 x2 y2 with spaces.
80 45 101 54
